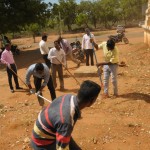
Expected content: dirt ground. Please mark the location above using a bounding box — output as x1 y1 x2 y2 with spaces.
0 28 150 150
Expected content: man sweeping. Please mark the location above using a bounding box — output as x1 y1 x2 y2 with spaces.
25 63 56 106
0 43 23 93
48 40 66 91
30 80 101 150
94 39 119 98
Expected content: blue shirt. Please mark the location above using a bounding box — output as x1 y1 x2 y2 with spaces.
25 63 50 87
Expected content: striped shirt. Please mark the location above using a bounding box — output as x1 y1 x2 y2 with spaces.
32 94 81 149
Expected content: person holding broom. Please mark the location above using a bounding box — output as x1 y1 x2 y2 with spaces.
48 40 66 91
25 63 56 107
0 43 23 93
30 80 101 150
93 39 119 98
57 36 81 68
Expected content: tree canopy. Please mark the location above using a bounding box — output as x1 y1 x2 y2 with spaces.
0 0 148 34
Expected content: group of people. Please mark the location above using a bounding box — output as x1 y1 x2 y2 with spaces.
0 27 120 150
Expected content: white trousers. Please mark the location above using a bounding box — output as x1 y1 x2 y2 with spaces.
103 64 118 95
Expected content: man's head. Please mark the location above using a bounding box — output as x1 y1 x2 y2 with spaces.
77 80 101 110
57 36 62 43
85 28 90 35
42 35 47 41
107 39 115 51
54 40 60 50
35 63 44 74
5 43 11 51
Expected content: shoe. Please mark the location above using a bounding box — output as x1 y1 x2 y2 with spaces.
112 94 119 98
10 89 14 93
102 94 109 99
60 87 65 91
16 87 23 90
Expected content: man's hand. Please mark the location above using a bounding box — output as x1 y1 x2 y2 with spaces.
51 56 57 59
36 91 41 96
7 64 11 69
90 38 94 43
96 63 103 67
96 63 100 67
30 89 35 94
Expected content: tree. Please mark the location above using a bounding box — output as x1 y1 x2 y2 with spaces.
75 13 89 27
26 23 41 43
0 0 49 34
98 0 120 28
119 0 148 25
58 0 77 31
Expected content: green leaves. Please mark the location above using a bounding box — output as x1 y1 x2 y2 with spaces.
0 0 148 34
0 0 48 33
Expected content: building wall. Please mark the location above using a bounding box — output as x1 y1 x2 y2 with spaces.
144 0 150 46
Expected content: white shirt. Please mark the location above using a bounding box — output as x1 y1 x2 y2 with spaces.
82 33 95 50
39 40 49 55
48 47 66 65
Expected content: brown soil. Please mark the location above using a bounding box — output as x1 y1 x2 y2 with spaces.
0 28 150 150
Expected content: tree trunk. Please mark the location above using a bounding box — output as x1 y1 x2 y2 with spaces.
67 24 72 31
93 20 97 29
33 34 36 43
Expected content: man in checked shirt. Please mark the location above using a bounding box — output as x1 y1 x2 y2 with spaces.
30 80 101 150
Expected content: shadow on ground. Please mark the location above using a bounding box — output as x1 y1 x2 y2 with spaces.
56 88 78 93
120 92 150 103
14 48 42 69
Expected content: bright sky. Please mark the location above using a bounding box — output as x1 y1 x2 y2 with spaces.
44 0 81 4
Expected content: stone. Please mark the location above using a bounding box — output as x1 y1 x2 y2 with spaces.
74 66 99 77
24 137 30 143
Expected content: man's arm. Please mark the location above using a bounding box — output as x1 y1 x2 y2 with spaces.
0 52 11 68
81 36 85 50
56 123 73 150
62 50 67 67
25 67 34 89
48 48 54 60
1 52 8 65
63 40 70 54
41 68 50 91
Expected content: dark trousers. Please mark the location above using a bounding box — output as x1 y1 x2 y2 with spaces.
6 64 19 90
42 54 51 69
33 75 56 106
85 49 94 66
31 137 82 150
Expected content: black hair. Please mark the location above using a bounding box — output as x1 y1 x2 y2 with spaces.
54 40 59 44
42 35 47 40
77 80 101 104
107 39 115 50
58 36 62 40
35 63 44 71
5 42 11 47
